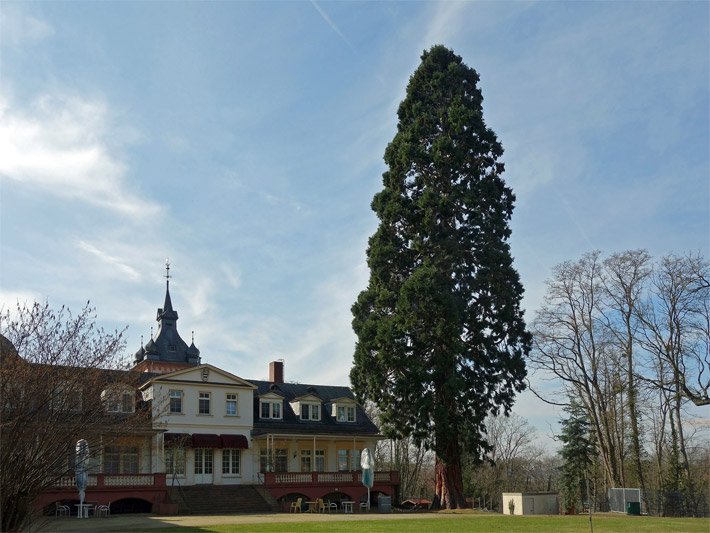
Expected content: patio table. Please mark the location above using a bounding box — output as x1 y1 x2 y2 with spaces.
341 501 354 513
305 501 318 513
74 503 94 518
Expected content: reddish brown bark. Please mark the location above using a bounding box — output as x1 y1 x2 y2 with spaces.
431 450 466 509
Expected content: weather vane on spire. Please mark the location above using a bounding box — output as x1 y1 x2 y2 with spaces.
165 258 171 281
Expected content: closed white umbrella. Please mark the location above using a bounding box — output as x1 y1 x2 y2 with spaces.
75 440 89 518
360 448 374 511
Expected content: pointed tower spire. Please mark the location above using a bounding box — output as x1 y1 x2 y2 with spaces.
132 260 201 371
163 258 174 313
157 259 178 321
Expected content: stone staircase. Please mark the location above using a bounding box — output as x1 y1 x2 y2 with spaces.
168 485 278 515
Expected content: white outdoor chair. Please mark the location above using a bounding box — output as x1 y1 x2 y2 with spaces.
289 498 302 513
55 502 70 517
95 501 111 517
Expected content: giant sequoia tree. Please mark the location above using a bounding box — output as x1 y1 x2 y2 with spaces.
350 45 530 509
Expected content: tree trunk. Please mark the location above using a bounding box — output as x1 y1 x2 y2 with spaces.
431 444 466 509
626 332 646 500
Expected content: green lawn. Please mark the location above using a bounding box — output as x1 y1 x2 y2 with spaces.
159 513 709 533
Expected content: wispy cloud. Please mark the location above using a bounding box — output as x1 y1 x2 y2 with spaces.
421 2 468 49
221 264 242 290
76 240 142 281
310 1 355 52
0 93 161 218
0 5 54 47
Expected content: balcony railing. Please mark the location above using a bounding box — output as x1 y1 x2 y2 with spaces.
263 470 400 487
52 473 166 488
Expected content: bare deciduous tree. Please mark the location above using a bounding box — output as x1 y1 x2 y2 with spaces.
600 250 652 496
464 413 554 511
531 250 709 517
637 253 710 407
0 302 150 532
530 251 625 488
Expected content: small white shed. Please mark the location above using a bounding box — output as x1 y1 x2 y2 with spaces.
502 492 560 515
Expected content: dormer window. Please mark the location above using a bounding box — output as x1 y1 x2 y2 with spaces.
291 394 322 422
332 398 358 423
53 382 83 412
260 399 282 419
337 405 356 422
101 387 134 413
300 402 321 421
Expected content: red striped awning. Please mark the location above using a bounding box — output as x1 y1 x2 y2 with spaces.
191 433 221 448
164 433 191 447
220 434 249 449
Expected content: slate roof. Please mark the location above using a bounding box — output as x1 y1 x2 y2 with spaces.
249 380 380 437
134 281 200 366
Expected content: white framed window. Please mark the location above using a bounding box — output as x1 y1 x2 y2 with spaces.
300 450 312 472
337 405 356 422
103 445 139 474
169 390 183 414
194 448 213 474
225 393 238 416
260 400 282 419
259 448 287 472
165 448 186 476
351 448 361 471
222 449 240 475
315 449 325 472
300 402 320 421
198 392 211 415
54 382 82 412
337 449 349 471
337 449 361 471
103 389 134 413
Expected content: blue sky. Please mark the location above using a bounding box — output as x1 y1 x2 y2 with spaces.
1 1 708 448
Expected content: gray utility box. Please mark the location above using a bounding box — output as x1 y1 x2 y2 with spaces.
378 495 392 513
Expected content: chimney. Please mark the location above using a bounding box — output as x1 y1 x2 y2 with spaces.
269 360 284 384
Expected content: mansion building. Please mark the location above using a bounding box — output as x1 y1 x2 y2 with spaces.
35 278 399 514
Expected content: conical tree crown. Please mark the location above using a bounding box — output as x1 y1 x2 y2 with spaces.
351 45 530 464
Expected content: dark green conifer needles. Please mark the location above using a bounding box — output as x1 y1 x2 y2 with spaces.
350 45 531 508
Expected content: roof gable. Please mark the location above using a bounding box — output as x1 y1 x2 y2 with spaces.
258 391 284 400
331 396 357 405
146 364 256 389
292 393 321 403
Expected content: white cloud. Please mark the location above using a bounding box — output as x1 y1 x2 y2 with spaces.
189 278 214 318
310 1 356 52
221 264 242 290
421 2 468 48
76 240 142 282
284 253 369 385
0 290 43 313
0 93 161 218
0 5 54 47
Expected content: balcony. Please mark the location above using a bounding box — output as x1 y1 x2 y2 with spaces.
263 470 400 487
52 473 166 488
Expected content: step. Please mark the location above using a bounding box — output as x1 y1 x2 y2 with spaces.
168 485 274 515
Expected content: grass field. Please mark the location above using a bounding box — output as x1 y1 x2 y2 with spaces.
157 512 709 533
